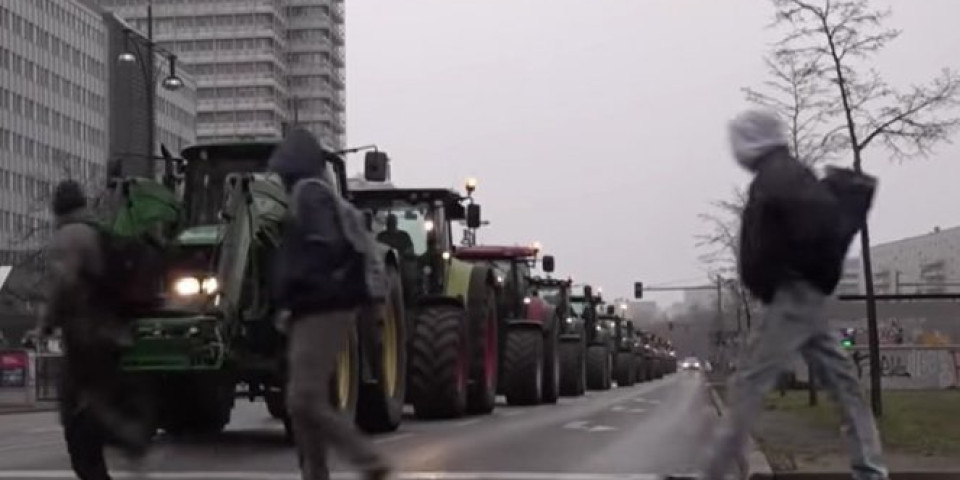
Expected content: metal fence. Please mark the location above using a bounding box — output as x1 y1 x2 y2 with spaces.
34 353 62 402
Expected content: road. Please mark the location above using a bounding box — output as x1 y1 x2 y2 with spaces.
0 372 720 480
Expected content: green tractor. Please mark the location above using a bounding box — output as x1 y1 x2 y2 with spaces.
349 164 499 419
114 139 408 437
453 246 562 405
569 285 615 391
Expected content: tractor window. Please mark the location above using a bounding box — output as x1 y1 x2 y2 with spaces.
372 206 430 256
539 286 563 307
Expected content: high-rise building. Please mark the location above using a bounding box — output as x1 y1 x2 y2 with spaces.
861 225 960 295
0 0 196 320
96 0 346 151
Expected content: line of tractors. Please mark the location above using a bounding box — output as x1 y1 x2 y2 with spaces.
97 133 677 440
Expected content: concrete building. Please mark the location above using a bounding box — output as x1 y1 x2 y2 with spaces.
0 1 196 255
866 226 960 294
96 0 346 150
836 257 862 296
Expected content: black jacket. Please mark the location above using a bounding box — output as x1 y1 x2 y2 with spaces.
268 128 352 315
738 148 844 303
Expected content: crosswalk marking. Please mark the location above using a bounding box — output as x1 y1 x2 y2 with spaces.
0 471 669 480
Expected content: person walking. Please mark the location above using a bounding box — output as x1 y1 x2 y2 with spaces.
40 180 152 480
269 128 391 480
699 109 887 480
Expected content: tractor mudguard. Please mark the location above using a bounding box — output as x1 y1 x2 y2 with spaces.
415 295 465 311
505 319 546 331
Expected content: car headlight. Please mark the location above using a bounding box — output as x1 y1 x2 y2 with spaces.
173 276 219 296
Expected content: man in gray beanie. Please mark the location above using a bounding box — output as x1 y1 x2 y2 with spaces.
699 109 887 480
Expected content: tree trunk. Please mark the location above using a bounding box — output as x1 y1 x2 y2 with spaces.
859 222 884 418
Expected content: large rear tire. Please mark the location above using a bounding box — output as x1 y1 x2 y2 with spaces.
541 324 560 404
409 305 470 419
586 345 612 391
502 327 544 406
614 352 636 387
558 338 586 396
357 266 408 433
467 274 498 415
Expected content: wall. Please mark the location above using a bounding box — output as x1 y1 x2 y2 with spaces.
850 345 960 390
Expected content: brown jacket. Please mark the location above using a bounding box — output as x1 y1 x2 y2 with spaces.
41 210 128 350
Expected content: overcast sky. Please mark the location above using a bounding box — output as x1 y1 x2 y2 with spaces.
345 0 960 305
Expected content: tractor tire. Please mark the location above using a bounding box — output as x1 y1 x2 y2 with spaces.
614 352 636 387
265 388 286 420
586 345 612 391
558 339 586 396
502 327 544 406
409 305 470 419
541 324 561 404
466 273 498 415
330 324 360 422
358 266 407 433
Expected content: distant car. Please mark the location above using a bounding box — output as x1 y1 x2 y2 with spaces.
679 357 702 371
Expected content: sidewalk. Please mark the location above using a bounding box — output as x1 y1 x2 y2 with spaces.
0 401 57 415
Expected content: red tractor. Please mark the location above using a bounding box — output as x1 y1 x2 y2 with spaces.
454 246 561 405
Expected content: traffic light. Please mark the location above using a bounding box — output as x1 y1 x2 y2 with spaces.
840 328 856 349
634 282 644 299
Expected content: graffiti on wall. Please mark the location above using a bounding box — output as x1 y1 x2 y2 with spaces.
852 347 960 389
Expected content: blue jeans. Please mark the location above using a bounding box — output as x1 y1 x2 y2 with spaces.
701 281 887 480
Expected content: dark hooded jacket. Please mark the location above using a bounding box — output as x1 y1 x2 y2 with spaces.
739 147 844 303
268 128 353 315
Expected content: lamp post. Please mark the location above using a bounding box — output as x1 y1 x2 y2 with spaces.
117 0 183 186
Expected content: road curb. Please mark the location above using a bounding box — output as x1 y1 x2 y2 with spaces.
0 404 57 415
705 384 774 480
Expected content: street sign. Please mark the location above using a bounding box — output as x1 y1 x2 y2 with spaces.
0 350 28 388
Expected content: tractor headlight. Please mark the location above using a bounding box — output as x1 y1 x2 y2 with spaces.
442 251 451 261
173 276 219 296
566 317 575 324
523 297 531 305
595 325 602 333
424 220 435 232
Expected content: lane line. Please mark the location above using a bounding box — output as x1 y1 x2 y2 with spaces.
499 410 524 417
0 471 665 480
0 440 62 453
452 419 481 428
373 432 415 444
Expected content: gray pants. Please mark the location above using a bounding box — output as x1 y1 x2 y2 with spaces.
287 309 387 480
702 281 887 480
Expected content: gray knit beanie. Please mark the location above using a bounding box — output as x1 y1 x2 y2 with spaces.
728 109 789 170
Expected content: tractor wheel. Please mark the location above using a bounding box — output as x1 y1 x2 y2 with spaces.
467 274 498 415
614 352 636 387
586 345 612 391
330 325 360 422
502 327 544 406
357 266 407 433
558 338 586 396
409 305 470 419
265 388 286 420
541 324 561 404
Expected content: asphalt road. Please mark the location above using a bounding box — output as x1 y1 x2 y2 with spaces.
0 371 719 480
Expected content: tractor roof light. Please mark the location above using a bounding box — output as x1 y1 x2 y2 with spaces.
465 177 477 194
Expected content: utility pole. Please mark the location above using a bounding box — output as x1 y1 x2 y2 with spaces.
146 0 156 177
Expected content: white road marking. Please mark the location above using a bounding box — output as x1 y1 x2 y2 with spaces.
373 432 415 444
632 397 660 405
0 472 664 480
24 426 62 434
499 410 524 417
0 440 62 453
452 419 481 428
562 420 617 432
610 406 646 413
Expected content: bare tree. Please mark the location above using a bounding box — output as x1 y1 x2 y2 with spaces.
772 0 960 416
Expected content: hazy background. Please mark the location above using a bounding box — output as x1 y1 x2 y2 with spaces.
345 0 960 305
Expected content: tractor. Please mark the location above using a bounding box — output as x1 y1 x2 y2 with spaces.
453 246 562 405
529 276 585 397
603 304 642 387
349 161 499 419
112 137 408 439
569 285 615 391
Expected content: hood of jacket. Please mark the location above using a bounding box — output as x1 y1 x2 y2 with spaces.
728 109 789 171
267 127 330 189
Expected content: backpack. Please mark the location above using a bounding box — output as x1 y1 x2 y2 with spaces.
66 220 164 316
820 166 877 252
287 178 388 307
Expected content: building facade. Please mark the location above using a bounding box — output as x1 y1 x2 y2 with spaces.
0 1 197 256
0 0 110 254
864 226 960 295
96 0 346 151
